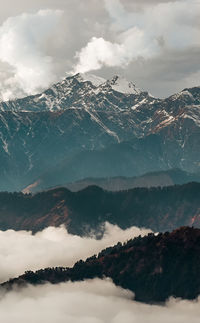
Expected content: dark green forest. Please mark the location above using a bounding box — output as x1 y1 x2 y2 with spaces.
0 182 199 234
3 226 200 304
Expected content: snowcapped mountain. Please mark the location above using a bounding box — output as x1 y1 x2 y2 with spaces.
108 75 142 95
0 73 148 113
0 73 199 191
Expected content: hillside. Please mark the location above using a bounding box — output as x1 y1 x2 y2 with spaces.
3 226 200 304
0 183 200 234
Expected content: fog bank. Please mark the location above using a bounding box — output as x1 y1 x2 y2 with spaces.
0 223 151 282
0 279 199 323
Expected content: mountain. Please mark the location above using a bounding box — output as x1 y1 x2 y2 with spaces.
23 168 200 194
3 226 200 304
0 73 200 191
0 182 200 234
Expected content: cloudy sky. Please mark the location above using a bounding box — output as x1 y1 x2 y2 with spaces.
0 0 199 100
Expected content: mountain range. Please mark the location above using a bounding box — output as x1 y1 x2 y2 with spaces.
0 73 200 307
23 168 200 193
0 73 200 192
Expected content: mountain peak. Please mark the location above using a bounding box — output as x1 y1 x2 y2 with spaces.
107 75 141 95
71 73 142 95
73 73 106 87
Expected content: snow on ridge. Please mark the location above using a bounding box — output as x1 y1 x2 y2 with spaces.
74 73 142 95
76 73 106 87
171 90 194 101
108 75 141 95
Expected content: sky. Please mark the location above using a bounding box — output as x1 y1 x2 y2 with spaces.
0 0 199 100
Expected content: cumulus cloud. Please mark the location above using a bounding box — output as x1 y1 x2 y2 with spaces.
0 9 63 100
0 1 199 99
0 223 151 283
73 0 200 74
74 37 128 74
73 27 156 74
0 279 200 323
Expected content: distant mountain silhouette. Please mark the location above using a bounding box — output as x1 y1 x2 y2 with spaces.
0 182 200 234
23 168 200 194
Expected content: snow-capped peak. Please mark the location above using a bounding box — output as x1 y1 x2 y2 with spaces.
75 73 106 87
107 75 141 95
170 89 194 101
72 73 142 95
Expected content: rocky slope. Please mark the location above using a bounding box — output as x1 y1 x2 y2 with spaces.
0 73 200 191
3 226 200 304
0 182 200 234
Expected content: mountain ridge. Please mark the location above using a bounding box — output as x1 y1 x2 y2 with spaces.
0 182 200 234
0 73 200 191
2 226 200 304
23 168 200 194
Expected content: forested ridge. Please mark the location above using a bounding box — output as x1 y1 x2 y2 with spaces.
3 226 200 303
0 182 199 234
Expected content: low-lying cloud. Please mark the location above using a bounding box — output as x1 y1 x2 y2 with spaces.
74 0 200 74
0 223 151 283
0 279 200 323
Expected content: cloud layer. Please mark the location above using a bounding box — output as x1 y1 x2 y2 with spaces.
0 223 151 283
0 9 62 100
1 279 200 323
0 0 199 99
73 0 200 75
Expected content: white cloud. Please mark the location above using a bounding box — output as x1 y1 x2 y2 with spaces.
0 279 200 323
0 9 63 100
74 37 127 74
73 28 159 74
0 1 199 99
74 0 200 74
0 223 151 283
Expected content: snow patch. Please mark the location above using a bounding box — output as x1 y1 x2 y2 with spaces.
108 75 141 95
183 106 200 127
0 136 9 154
76 73 106 87
171 90 194 101
84 107 120 143
131 98 148 110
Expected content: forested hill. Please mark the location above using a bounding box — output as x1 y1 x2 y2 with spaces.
3 226 200 304
0 182 200 234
